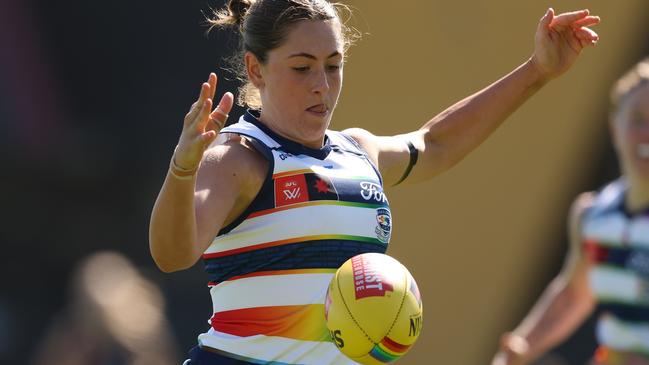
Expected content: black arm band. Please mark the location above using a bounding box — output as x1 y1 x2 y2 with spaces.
394 140 418 186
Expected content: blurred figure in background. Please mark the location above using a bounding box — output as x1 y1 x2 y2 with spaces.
492 57 649 365
31 251 180 365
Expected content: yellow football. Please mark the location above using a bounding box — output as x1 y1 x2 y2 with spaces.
325 253 423 364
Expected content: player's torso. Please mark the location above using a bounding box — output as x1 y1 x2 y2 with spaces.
197 111 391 364
582 179 649 355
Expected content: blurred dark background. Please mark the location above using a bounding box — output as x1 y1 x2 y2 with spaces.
1 0 648 364
1 0 245 362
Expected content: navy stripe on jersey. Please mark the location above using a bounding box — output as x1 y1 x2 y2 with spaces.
586 242 649 277
599 302 649 323
204 240 387 284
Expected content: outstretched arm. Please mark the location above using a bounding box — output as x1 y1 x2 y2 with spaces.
347 9 600 186
491 192 597 365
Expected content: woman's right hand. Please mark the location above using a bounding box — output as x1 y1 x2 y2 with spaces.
173 73 234 171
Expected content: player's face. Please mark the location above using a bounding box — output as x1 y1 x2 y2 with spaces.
612 83 649 180
257 19 344 148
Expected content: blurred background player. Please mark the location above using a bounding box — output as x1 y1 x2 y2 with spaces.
30 251 180 365
492 57 649 365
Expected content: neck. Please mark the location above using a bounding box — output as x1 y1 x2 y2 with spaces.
625 175 649 213
257 110 325 149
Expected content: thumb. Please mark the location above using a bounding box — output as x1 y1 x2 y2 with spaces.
538 8 553 30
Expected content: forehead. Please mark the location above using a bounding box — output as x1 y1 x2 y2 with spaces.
275 19 343 58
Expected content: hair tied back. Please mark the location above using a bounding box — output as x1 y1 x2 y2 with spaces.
211 0 255 28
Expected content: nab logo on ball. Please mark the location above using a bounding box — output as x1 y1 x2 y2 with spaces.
409 314 423 337
352 255 394 299
329 329 345 349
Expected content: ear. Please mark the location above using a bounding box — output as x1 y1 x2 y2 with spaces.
245 51 265 88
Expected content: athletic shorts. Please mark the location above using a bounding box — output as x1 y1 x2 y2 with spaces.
182 345 257 365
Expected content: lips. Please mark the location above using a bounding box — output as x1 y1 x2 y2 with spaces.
307 104 327 113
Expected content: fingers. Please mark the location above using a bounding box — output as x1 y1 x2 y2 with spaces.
184 82 210 125
208 92 235 131
195 97 213 132
207 73 217 102
574 27 599 48
550 9 589 29
538 7 553 31
571 15 600 29
575 27 599 41
198 130 218 149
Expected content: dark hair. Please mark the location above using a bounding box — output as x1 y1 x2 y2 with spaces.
208 0 357 108
611 57 649 112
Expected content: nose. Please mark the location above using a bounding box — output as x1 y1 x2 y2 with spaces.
311 68 330 95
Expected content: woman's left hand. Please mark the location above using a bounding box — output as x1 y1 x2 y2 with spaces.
531 8 600 81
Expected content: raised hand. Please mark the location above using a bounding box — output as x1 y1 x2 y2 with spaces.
174 73 234 171
531 8 600 80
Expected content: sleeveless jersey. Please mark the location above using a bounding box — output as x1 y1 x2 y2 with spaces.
196 110 391 364
582 179 649 354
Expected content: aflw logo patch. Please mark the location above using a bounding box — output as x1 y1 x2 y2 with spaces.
274 174 309 207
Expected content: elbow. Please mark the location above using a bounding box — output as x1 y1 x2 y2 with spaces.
149 235 198 273
153 258 184 273
151 251 196 273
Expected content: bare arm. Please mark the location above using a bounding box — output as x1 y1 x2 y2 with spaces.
492 192 597 365
346 9 600 186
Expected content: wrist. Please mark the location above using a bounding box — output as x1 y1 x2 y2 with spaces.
169 155 198 180
525 57 553 86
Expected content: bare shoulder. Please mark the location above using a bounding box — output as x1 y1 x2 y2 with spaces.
198 133 268 192
567 191 596 253
570 191 596 222
193 133 269 250
342 127 415 186
341 128 380 157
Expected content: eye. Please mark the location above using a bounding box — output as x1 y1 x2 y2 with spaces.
292 66 309 73
327 64 341 72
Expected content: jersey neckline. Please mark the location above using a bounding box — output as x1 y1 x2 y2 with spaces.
243 110 332 160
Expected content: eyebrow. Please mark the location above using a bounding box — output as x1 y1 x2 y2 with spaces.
287 51 341 60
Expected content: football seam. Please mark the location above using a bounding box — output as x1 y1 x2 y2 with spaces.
382 265 409 341
335 267 375 345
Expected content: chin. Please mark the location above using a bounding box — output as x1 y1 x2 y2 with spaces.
304 115 331 131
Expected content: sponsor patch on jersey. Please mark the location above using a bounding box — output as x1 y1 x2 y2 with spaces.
274 174 309 207
352 254 394 299
360 181 388 203
307 174 339 201
375 208 392 243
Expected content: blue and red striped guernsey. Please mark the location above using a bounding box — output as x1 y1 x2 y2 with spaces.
581 179 649 354
196 110 391 364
